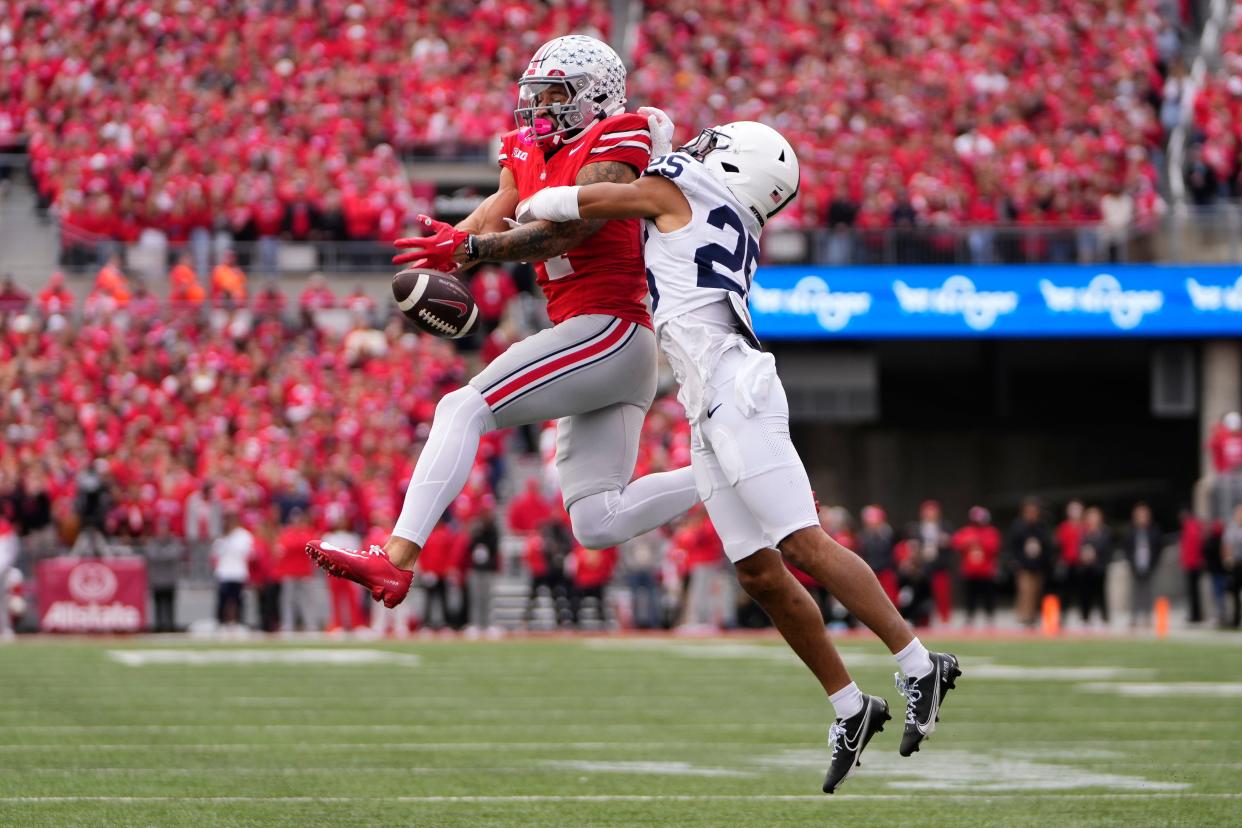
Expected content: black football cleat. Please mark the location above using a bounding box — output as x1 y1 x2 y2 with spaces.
895 652 962 757
822 694 891 794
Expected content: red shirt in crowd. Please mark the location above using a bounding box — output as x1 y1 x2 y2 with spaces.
951 525 1001 580
1055 519 1082 566
1209 422 1242 473
507 480 553 535
571 545 617 589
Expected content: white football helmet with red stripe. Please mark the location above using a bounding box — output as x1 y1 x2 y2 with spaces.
515 35 627 147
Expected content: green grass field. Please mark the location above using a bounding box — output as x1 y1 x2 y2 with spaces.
1 633 1240 827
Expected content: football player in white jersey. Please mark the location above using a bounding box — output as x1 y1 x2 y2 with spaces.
518 121 962 792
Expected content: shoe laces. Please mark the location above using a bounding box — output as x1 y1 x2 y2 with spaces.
364 545 386 557
827 721 846 759
894 672 922 725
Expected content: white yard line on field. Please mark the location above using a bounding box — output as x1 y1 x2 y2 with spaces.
2 794 1240 804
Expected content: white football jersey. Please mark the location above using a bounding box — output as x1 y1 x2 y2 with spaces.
641 152 764 342
640 152 766 420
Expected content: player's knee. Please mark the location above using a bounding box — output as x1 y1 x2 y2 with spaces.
434 386 491 431
568 492 622 550
735 549 788 600
778 526 827 572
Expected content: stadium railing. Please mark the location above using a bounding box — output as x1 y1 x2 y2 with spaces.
52 223 1162 278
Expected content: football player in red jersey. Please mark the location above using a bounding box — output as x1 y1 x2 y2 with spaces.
306 35 698 608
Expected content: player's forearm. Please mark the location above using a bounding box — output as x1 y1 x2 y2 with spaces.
456 188 520 235
470 219 604 263
576 183 660 220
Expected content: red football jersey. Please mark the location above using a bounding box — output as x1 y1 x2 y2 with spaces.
499 112 653 328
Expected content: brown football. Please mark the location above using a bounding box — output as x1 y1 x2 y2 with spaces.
391 267 479 339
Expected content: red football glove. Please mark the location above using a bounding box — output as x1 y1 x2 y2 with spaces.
392 215 469 272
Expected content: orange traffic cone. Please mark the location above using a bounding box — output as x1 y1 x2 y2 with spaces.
1041 593 1061 637
1154 596 1170 639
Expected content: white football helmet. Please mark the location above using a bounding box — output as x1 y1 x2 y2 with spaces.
514 35 627 147
681 121 800 230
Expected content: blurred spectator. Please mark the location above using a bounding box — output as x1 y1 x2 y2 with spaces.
250 513 282 633
524 515 571 628
570 544 617 627
211 511 253 628
1221 505 1242 629
36 272 74 316
253 281 289 319
465 507 501 635
1209 412 1242 473
1078 506 1112 626
676 508 731 631
952 506 1000 626
0 518 15 641
471 267 518 333
1006 498 1054 628
299 273 337 325
508 478 553 537
344 286 378 319
1185 144 1220 205
13 468 54 559
184 482 223 546
144 520 183 633
0 275 30 314
858 505 897 606
92 256 130 308
907 500 954 625
1180 508 1206 624
619 528 666 630
1055 500 1085 623
169 253 206 307
274 508 318 632
1120 502 1164 627
893 538 933 627
1208 412 1242 521
420 521 468 631
1204 520 1228 626
211 250 247 305
322 518 365 633
70 459 113 556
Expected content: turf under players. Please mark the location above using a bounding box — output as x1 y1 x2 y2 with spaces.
305 38 700 608
516 121 963 792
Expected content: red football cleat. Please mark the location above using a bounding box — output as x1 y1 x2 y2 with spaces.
305 540 413 608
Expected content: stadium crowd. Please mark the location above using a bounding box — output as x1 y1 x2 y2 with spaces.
1 0 608 246
2 262 1240 636
1187 7 1242 203
1 0 1185 242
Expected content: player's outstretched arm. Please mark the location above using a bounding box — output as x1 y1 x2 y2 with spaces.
455 168 521 235
466 160 635 264
518 175 690 229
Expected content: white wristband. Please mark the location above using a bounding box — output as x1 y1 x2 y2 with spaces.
523 185 582 223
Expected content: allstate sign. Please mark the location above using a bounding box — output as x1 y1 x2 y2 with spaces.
750 265 1242 338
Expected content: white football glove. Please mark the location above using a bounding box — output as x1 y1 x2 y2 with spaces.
638 106 675 157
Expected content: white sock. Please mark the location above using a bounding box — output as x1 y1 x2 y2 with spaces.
391 386 494 547
895 637 934 679
567 466 699 549
828 681 864 721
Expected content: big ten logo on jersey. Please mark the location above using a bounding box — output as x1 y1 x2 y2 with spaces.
512 147 530 162
696 205 758 298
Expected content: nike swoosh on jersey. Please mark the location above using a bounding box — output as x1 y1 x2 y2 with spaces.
707 403 723 418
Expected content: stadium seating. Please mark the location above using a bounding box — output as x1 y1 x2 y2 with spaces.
631 0 1170 229
1189 13 1242 200
6 0 610 242
5 0 1180 237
